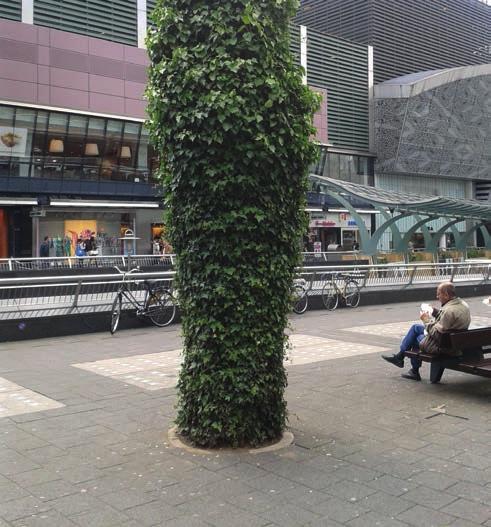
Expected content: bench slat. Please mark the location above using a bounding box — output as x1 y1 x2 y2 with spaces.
450 327 491 351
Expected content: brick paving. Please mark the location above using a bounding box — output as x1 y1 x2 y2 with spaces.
0 296 490 526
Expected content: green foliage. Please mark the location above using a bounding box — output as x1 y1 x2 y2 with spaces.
146 0 320 447
466 248 485 259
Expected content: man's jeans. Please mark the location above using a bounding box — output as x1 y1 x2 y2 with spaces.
399 323 425 371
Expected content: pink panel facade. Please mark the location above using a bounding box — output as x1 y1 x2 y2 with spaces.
0 19 328 140
0 19 148 120
311 87 328 145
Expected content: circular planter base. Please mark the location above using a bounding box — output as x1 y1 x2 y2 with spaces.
168 427 294 455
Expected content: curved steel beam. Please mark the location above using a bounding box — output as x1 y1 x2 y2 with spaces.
396 215 433 253
426 218 464 252
369 209 413 252
323 190 373 251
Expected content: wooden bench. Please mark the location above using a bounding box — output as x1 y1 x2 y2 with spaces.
405 327 491 383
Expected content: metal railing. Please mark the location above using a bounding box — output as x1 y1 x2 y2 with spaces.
0 261 488 321
0 254 175 272
0 270 175 321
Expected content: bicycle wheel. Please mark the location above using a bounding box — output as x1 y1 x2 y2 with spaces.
322 282 339 310
292 284 308 314
110 294 122 334
146 290 176 327
344 280 361 308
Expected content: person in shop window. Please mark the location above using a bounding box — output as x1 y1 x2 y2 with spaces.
75 239 86 266
40 236 50 258
86 232 98 256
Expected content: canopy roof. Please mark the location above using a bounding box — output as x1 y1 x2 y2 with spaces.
310 175 491 222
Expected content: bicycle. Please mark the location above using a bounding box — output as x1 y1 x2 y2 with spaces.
321 272 361 310
292 277 309 314
110 266 177 334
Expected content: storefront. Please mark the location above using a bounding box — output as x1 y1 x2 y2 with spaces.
307 211 372 251
31 203 165 257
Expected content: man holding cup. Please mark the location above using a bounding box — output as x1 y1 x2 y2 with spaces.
382 282 470 381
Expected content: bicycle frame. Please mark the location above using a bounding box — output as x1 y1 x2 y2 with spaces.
116 282 150 315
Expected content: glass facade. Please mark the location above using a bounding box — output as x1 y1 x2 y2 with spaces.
0 104 158 191
310 146 374 186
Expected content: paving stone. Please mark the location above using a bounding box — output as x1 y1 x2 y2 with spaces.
451 452 491 470
0 481 31 503
247 473 298 493
123 500 184 526
0 496 51 522
323 479 379 501
306 496 369 523
69 505 131 527
224 489 280 514
163 516 212 527
409 470 460 491
258 502 321 527
443 497 491 524
359 491 413 516
402 485 458 509
7 468 60 487
98 487 157 511
446 480 491 504
27 479 79 502
206 505 273 527
49 493 108 516
347 511 410 527
448 519 489 527
366 474 418 496
396 504 457 527
303 518 344 527
11 509 79 527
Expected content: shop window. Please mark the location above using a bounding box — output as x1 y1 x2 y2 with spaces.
0 104 157 187
31 111 48 179
44 112 69 179
64 114 87 180
329 153 340 180
137 127 150 183
0 105 15 177
117 121 140 182
11 108 36 177
101 119 123 181
83 117 105 180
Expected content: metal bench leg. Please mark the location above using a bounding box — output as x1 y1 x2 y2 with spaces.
430 362 445 384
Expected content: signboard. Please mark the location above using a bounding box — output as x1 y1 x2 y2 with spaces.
29 208 46 217
0 127 28 156
309 212 371 229
313 241 322 253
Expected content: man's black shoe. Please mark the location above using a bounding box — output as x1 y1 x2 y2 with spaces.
401 369 421 381
381 354 404 368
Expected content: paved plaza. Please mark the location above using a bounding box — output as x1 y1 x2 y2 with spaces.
0 297 490 526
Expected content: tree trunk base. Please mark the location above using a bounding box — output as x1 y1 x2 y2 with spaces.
168 426 294 455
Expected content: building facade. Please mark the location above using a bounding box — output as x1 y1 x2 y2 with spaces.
0 1 374 257
295 0 491 84
374 65 491 250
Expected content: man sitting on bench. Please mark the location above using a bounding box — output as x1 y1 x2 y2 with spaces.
382 282 471 381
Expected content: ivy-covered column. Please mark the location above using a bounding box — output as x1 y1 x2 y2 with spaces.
146 0 319 447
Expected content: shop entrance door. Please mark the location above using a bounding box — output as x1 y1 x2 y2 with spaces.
8 208 32 257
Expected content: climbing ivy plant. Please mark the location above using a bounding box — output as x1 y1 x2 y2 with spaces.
146 0 319 447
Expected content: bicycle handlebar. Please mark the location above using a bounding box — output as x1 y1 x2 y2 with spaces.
114 265 141 276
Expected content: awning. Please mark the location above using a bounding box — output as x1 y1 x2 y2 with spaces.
310 175 491 222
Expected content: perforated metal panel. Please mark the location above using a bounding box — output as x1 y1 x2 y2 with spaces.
34 0 138 46
0 0 22 21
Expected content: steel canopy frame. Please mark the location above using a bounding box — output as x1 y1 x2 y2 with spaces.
309 175 491 255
